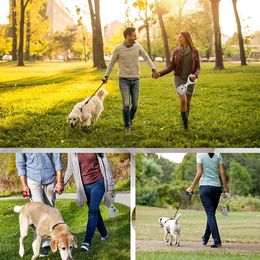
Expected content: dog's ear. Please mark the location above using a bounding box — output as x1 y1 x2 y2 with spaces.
72 235 78 248
50 239 58 252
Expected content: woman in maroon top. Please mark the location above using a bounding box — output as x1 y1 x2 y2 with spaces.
154 31 200 130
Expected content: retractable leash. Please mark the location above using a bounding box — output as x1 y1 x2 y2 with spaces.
220 193 230 217
79 80 105 112
173 191 193 218
22 190 32 202
177 74 197 95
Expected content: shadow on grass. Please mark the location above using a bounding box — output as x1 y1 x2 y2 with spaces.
0 67 91 91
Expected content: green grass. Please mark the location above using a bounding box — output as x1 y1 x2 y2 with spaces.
0 61 259 147
136 251 260 260
136 206 260 243
0 199 130 260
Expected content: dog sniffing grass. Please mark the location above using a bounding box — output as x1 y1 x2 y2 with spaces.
0 199 130 260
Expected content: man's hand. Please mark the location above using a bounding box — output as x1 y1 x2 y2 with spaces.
152 70 160 79
102 75 108 83
22 184 30 198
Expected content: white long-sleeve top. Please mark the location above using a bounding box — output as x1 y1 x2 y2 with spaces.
105 42 156 79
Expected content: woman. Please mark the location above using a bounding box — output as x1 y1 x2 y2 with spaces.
186 153 228 248
155 32 200 130
64 153 115 252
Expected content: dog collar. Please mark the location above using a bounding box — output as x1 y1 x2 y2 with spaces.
52 222 65 230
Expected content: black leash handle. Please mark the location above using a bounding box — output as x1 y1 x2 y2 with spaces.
80 80 105 112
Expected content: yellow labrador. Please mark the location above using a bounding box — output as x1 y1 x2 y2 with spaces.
14 202 77 260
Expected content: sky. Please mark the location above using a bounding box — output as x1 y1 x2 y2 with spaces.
0 0 259 36
157 153 186 163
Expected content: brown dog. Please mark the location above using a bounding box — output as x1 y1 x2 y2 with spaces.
14 202 77 260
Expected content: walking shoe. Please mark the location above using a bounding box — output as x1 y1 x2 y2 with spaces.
101 233 110 241
39 246 50 257
81 242 90 252
202 240 208 245
124 127 131 134
211 244 222 248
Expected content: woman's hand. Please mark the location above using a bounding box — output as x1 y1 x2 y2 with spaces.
186 187 193 193
190 74 196 81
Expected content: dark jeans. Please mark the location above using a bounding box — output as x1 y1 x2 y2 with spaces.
119 78 140 128
83 178 107 244
199 185 222 245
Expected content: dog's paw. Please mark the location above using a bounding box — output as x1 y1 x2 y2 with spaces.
170 242 172 246
19 248 25 257
176 242 180 247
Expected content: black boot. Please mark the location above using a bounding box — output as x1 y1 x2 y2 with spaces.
181 111 188 130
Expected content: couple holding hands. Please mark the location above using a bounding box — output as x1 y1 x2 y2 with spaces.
103 27 200 132
16 153 115 256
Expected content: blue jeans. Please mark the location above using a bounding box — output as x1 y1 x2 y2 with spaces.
199 185 222 245
83 178 107 244
119 78 140 128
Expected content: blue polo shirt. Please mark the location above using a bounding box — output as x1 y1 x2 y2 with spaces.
16 153 63 185
197 153 224 187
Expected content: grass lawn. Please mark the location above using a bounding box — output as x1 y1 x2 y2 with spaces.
0 199 130 260
136 206 260 259
136 251 260 260
0 61 259 147
136 206 260 243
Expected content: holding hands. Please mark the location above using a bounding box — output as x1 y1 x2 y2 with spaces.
152 70 160 79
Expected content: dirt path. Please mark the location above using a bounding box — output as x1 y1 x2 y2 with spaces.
136 240 260 252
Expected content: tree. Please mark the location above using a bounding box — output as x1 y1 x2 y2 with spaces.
87 0 106 69
210 0 224 69
11 0 17 61
17 0 31 66
133 0 152 58
25 9 31 60
53 27 77 61
232 0 247 65
228 160 251 196
155 0 170 65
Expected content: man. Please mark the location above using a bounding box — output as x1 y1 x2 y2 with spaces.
103 27 159 133
16 153 64 257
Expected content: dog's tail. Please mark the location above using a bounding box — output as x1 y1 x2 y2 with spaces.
96 88 108 101
174 213 181 223
14 205 23 214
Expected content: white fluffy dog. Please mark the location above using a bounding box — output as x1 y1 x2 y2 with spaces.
159 214 181 246
67 88 108 128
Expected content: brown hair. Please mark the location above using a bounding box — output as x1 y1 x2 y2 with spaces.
180 31 195 49
123 27 136 39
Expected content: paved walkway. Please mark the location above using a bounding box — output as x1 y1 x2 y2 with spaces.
136 240 260 252
0 191 130 207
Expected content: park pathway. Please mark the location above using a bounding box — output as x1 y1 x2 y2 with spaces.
136 240 260 252
0 191 130 207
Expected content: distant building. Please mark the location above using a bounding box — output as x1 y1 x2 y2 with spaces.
104 20 123 42
47 0 74 34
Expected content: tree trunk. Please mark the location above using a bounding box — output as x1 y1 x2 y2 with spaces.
94 0 106 69
87 0 106 69
210 0 224 70
145 3 151 58
232 0 247 66
156 0 170 66
25 10 31 61
11 0 17 61
17 0 30 66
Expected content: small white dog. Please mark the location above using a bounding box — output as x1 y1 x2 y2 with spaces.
67 88 108 128
159 213 181 246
